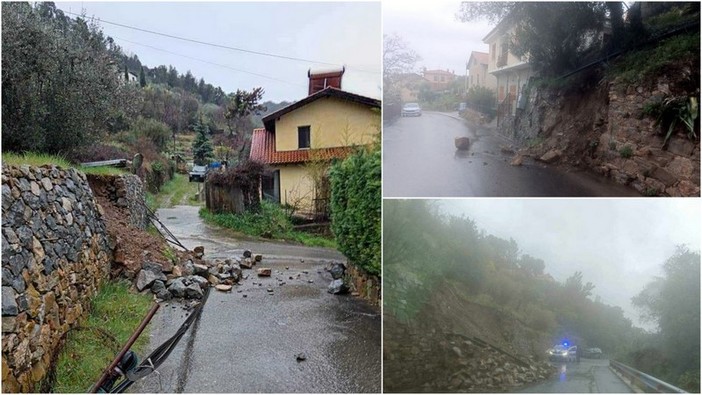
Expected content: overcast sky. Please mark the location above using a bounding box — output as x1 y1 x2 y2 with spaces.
56 2 381 102
440 199 701 330
383 0 493 76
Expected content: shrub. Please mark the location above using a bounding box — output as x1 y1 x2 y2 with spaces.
130 118 172 151
208 160 266 211
619 145 634 158
329 147 381 276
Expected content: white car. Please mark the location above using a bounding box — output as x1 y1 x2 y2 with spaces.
548 345 578 362
401 102 422 117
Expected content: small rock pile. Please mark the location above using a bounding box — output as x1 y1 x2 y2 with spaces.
384 326 555 393
327 262 349 294
134 247 262 300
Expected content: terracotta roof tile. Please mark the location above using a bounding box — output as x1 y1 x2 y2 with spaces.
250 128 357 165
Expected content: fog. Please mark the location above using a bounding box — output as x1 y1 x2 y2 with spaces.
439 199 701 329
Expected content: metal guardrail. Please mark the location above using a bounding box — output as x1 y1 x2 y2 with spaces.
610 360 687 393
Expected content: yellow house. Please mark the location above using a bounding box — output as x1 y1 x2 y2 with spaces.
250 69 380 216
483 20 533 115
467 51 496 92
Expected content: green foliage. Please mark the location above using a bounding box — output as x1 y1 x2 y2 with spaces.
52 280 152 392
199 203 335 248
129 117 172 151
2 2 139 155
191 118 213 166
644 96 699 146
619 145 633 158
610 32 700 85
329 147 381 276
139 66 146 88
2 152 73 168
466 86 496 116
632 246 700 389
208 160 266 211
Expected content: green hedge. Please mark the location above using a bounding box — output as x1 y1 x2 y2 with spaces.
329 147 381 276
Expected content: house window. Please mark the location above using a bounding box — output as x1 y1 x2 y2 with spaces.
298 126 311 149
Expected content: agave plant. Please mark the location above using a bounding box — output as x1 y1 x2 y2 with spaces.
654 96 699 147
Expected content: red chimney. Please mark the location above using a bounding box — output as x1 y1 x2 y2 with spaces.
308 66 345 95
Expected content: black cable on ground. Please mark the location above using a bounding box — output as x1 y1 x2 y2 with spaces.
108 287 211 393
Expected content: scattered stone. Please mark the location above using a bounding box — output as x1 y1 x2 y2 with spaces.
267 287 273 293
539 149 561 164
328 279 349 295
510 154 524 166
455 137 470 150
253 254 263 262
240 258 253 269
136 266 167 292
215 284 233 292
193 246 205 259
185 283 204 299
151 280 166 294
257 268 272 277
242 294 247 298
243 249 252 258
330 262 346 280
168 279 187 298
208 274 221 286
295 352 307 362
192 263 209 277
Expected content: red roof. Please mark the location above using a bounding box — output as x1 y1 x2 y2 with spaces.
249 128 357 165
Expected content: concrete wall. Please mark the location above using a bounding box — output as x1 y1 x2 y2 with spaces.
275 96 379 151
1 165 112 392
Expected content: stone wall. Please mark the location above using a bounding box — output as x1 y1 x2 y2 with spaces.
508 74 699 196
87 174 148 230
346 263 380 306
1 165 112 392
597 80 700 196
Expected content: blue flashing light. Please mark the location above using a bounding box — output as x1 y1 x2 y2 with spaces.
563 341 569 347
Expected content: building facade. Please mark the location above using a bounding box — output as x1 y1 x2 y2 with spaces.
466 51 496 92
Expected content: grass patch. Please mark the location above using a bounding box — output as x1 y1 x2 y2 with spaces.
610 32 699 85
619 145 634 158
146 173 201 210
3 152 128 175
51 280 153 393
199 202 336 249
2 152 73 168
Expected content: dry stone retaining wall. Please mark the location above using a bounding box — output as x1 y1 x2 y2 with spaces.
1 165 112 392
86 174 148 230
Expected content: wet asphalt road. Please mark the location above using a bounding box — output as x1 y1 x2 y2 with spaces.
383 112 641 197
130 206 381 393
518 358 633 393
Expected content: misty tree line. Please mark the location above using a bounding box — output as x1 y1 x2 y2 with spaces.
1 2 288 163
383 200 700 391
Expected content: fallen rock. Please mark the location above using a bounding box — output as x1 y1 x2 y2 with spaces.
136 267 167 292
185 283 203 299
253 254 263 262
455 137 471 150
330 262 346 280
168 279 187 298
240 258 253 269
215 284 233 292
230 264 242 280
189 275 209 289
328 279 349 294
208 274 221 286
510 154 523 166
151 280 166 294
193 246 205 259
243 249 252 258
539 149 561 164
257 268 272 277
296 352 307 362
192 263 209 277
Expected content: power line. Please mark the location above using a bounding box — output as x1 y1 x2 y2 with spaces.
113 36 306 88
65 10 379 74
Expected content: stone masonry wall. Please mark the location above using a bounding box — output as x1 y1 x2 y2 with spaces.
346 263 380 306
1 165 112 392
596 80 700 196
87 174 148 230
509 75 699 196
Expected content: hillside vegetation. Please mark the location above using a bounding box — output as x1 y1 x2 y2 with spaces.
384 200 700 391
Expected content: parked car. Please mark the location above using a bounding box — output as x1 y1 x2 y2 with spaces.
548 345 578 362
401 102 422 117
583 347 603 359
189 165 207 182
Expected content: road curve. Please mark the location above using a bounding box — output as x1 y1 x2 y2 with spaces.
383 111 641 197
518 358 633 393
130 206 381 393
